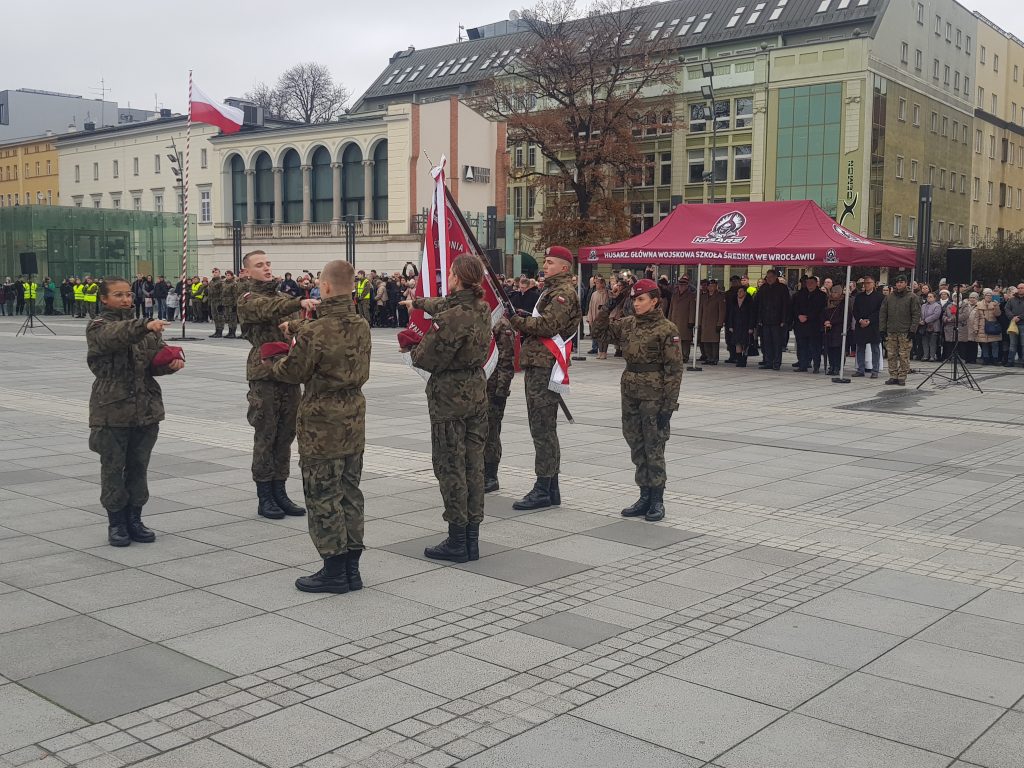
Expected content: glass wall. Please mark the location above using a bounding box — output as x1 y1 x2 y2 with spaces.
775 83 842 216
0 206 196 282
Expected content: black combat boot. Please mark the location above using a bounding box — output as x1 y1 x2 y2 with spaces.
256 481 286 519
466 523 481 561
645 486 666 522
736 354 748 368
209 329 223 338
295 554 349 593
107 508 131 547
424 523 469 562
549 475 561 506
272 480 306 516
125 506 156 542
512 477 553 510
621 488 651 518
225 330 237 339
483 462 499 493
346 549 363 590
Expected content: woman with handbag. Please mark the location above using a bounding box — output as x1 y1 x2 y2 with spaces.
971 289 1002 365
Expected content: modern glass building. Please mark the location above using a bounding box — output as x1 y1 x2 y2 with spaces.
0 205 196 281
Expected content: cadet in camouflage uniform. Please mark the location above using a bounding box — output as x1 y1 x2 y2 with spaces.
484 317 515 493
207 268 224 337
507 245 582 510
592 278 683 522
222 270 239 338
267 260 371 594
236 250 320 519
402 254 491 563
87 277 185 546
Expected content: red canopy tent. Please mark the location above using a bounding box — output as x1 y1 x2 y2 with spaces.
579 200 915 267
579 201 916 381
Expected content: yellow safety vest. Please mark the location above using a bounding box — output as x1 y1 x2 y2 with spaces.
83 283 98 302
23 283 38 300
73 284 85 300
356 279 371 300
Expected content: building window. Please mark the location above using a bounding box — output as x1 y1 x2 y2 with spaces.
660 152 672 185
93 198 101 209
930 112 938 132
973 177 980 200
929 165 936 185
74 164 80 183
980 45 986 65
528 144 537 166
934 14 941 35
896 156 904 178
734 145 752 180
910 159 918 181
940 169 946 188
154 154 161 173
775 82 842 215
898 98 907 121
154 193 163 212
526 187 536 218
112 197 121 209
513 187 523 219
112 159 119 179
133 157 139 176
132 195 141 211
933 59 940 79
956 29 962 48
900 42 909 64
975 129 983 153
200 189 211 223
941 116 948 136
990 134 996 158
908 216 916 239
689 103 706 133
915 49 922 71
993 54 999 72
734 97 753 128
963 76 970 101
93 162 99 180
310 146 332 222
943 65 950 85
916 2 924 23
978 86 985 107
992 94 998 114
988 181 994 204
952 121 959 142
893 214 902 237
688 149 705 183
912 104 920 126
200 149 208 169
954 71 960 92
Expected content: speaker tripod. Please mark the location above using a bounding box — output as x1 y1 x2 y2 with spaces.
16 275 55 337
916 290 981 392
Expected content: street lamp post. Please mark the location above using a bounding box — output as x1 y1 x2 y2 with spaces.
701 61 718 204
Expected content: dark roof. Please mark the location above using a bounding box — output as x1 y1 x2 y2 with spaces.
359 0 880 103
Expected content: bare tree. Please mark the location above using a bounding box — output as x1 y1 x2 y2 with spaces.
471 0 680 250
245 63 350 124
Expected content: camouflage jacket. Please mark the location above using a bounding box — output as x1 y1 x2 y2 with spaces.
508 271 582 368
271 296 370 459
487 318 515 399
237 279 302 381
206 276 223 306
221 278 239 309
592 306 683 411
86 309 174 428
411 289 491 422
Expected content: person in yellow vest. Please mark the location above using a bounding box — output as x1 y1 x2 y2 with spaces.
73 279 86 318
83 277 100 318
189 277 205 322
355 270 372 323
22 277 38 316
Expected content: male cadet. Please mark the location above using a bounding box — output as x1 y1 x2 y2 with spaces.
508 245 582 510
355 270 373 322
236 250 320 519
221 269 240 338
207 267 224 338
265 260 371 594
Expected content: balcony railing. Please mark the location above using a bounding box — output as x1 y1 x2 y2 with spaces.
216 221 395 239
367 220 389 236
251 224 273 238
309 222 331 237
279 223 301 237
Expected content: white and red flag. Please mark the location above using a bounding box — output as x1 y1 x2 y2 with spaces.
401 156 511 378
190 83 244 134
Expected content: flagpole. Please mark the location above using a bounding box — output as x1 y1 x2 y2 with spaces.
180 70 192 340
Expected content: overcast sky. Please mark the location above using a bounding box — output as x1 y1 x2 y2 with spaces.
1 0 1021 114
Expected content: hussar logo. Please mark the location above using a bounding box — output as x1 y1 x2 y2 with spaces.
832 223 870 245
588 249 599 262
825 249 839 263
693 211 748 244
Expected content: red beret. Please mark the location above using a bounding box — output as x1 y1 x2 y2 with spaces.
545 245 574 263
397 328 422 349
259 341 291 361
151 346 185 368
631 278 659 298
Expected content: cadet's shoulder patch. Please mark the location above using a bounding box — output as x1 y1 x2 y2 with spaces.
555 295 566 304
672 336 680 343
504 329 514 337
431 321 440 332
241 292 251 299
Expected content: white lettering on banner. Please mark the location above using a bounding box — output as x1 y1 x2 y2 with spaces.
601 250 821 262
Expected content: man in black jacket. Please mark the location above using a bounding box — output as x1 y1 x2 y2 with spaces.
511 277 540 313
152 277 170 320
791 275 827 372
852 275 885 378
756 269 791 370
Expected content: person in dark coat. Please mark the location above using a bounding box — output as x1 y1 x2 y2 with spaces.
510 277 540 313
822 285 849 375
697 279 727 364
725 283 756 366
756 269 791 370
791 275 828 372
852 275 885 378
667 276 696 362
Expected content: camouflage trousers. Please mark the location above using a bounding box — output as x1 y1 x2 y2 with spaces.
622 395 670 488
247 380 299 482
300 454 365 557
484 396 507 466
524 366 561 476
88 424 159 512
214 306 238 334
431 413 487 526
886 334 913 382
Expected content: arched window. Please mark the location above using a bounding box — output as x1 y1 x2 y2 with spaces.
372 141 388 220
281 149 302 223
253 152 274 224
341 144 364 220
311 147 332 222
230 155 247 224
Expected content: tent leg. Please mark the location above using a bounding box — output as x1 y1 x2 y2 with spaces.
687 264 703 372
832 265 853 384
572 260 587 361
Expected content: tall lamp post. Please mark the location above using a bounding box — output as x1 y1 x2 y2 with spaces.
700 61 718 203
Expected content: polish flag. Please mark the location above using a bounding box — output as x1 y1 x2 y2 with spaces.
190 83 244 134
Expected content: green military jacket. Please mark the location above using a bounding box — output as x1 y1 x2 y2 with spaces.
237 279 302 381
271 295 370 459
879 288 922 335
592 306 684 411
411 289 491 422
207 276 223 307
86 309 173 428
487 317 515 399
220 277 238 310
508 271 582 368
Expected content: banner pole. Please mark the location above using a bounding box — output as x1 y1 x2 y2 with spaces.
180 70 192 340
687 264 703 372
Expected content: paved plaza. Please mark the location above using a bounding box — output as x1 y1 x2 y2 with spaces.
1 314 1024 768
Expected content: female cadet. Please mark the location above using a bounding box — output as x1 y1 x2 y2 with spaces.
87 277 185 546
592 278 683 522
399 254 492 562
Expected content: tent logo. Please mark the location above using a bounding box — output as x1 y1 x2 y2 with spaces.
825 249 838 263
832 224 870 245
588 249 599 262
694 211 748 244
